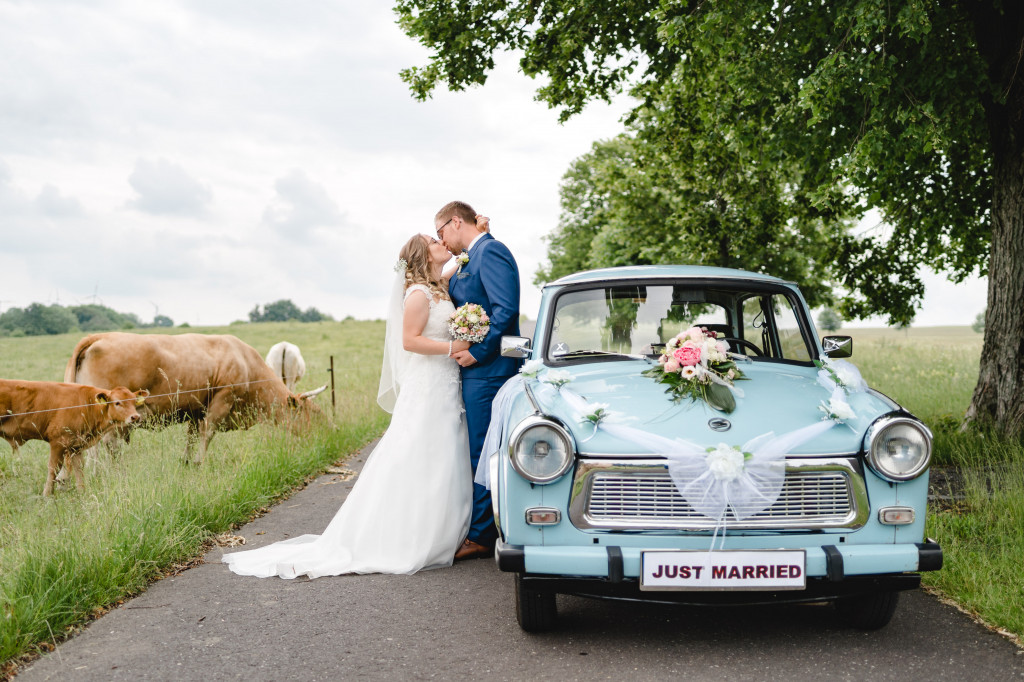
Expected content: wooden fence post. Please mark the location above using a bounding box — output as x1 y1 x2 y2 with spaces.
329 355 336 412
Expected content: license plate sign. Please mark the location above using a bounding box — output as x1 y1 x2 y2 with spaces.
640 550 806 591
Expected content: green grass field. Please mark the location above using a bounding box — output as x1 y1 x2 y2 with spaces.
0 321 389 671
844 326 1023 644
0 322 1020 670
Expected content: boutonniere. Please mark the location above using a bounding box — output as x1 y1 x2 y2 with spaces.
456 250 470 278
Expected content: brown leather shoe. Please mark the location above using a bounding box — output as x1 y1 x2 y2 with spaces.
454 539 492 561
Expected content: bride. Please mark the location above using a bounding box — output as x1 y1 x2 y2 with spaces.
223 233 473 578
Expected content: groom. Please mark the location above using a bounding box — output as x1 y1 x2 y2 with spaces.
436 200 521 561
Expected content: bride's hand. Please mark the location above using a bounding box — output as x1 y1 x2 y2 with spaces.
475 214 490 232
451 339 471 355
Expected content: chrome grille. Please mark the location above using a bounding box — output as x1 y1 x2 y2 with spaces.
570 458 867 530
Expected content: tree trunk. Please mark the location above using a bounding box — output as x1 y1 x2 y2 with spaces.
967 149 1024 436
964 4 1024 437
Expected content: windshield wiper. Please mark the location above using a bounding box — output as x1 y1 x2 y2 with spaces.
554 349 653 362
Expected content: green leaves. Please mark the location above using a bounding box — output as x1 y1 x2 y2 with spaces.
394 0 1001 327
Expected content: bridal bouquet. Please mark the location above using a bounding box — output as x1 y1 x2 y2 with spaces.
448 303 490 343
642 327 746 413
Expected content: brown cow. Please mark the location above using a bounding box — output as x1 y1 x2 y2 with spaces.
64 332 326 463
0 379 147 495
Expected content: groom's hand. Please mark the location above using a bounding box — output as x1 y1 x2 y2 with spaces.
451 349 478 367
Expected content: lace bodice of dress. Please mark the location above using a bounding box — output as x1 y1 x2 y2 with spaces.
405 284 455 342
404 284 459 384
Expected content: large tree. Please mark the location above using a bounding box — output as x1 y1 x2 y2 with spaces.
395 0 1024 436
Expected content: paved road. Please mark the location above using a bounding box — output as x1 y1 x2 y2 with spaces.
17 441 1024 681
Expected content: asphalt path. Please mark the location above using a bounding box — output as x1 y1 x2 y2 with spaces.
17 440 1024 681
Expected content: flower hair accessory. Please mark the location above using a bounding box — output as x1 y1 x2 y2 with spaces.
394 258 408 273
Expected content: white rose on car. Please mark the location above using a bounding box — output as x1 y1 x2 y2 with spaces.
706 444 746 482
705 339 727 363
543 369 575 389
822 396 857 421
520 359 544 377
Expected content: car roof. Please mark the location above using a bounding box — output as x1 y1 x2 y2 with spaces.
546 265 792 288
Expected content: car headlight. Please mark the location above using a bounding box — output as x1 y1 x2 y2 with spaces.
508 416 575 484
864 416 932 481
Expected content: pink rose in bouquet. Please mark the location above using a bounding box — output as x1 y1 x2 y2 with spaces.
642 325 747 413
448 303 490 343
673 346 702 367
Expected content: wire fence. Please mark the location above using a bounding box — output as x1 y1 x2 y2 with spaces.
2 377 298 420
1 352 371 422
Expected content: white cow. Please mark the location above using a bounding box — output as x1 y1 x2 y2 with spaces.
266 341 306 392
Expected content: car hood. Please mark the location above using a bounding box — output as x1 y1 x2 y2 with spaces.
525 360 900 456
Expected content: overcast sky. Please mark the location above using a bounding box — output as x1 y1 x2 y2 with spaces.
1 1 987 328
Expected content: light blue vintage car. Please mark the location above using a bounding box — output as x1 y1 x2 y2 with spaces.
486 265 941 632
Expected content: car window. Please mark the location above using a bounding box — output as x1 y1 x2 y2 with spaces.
740 294 812 361
547 283 812 363
771 294 813 361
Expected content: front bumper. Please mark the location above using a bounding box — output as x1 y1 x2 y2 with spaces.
496 539 941 604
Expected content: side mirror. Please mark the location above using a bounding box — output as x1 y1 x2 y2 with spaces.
501 336 532 359
822 335 853 358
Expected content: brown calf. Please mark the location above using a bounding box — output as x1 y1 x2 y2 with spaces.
0 379 148 495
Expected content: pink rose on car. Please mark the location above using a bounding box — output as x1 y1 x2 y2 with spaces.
673 346 702 367
664 358 681 373
680 327 705 344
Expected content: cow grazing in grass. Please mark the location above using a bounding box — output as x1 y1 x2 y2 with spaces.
265 341 306 392
64 332 326 464
0 379 148 495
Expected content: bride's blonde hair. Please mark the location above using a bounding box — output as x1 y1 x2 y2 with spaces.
399 234 448 300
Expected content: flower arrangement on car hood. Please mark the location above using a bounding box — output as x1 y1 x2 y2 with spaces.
642 327 746 413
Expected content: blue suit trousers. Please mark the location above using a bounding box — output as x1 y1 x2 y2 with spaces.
462 375 509 545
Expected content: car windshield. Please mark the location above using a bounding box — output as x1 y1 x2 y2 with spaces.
545 281 814 364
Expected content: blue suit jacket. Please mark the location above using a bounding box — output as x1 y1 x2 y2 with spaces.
448 233 521 379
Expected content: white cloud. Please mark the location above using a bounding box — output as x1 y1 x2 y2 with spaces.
126 158 212 217
0 1 988 329
35 184 83 218
262 169 344 237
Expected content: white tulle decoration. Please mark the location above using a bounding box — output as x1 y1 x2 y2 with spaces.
817 358 867 394
478 372 843 550
542 383 839 548
475 375 524 489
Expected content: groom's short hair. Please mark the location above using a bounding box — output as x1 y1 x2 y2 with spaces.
435 201 477 226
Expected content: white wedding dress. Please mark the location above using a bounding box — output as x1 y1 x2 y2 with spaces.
223 285 472 578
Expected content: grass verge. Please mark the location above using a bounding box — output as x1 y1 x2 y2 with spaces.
922 433 1024 643
0 419 388 673
0 321 388 673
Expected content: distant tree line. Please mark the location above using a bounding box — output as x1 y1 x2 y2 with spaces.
0 303 174 337
248 299 333 323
